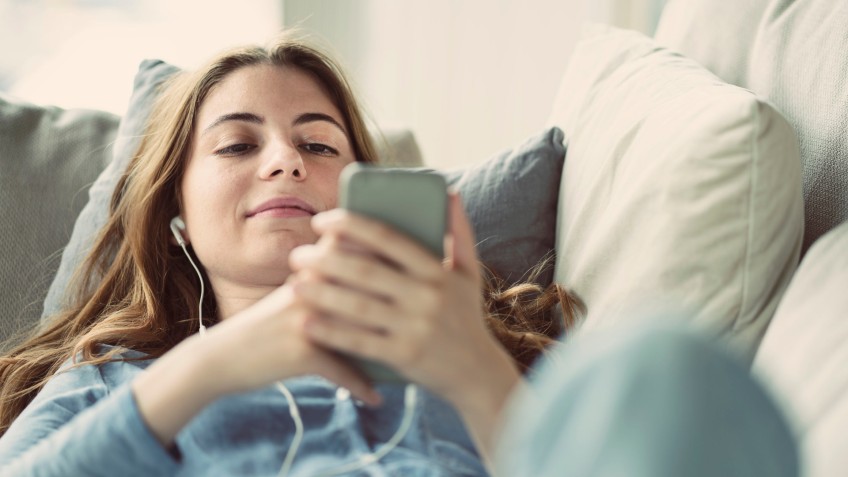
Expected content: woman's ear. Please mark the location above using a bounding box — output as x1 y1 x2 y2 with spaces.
169 216 190 246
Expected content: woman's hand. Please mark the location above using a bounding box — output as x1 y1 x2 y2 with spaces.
196 284 381 403
132 277 380 450
287 193 521 412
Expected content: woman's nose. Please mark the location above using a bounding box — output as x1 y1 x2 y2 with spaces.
259 143 307 181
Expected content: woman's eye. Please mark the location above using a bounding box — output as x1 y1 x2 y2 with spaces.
214 143 255 156
301 143 338 156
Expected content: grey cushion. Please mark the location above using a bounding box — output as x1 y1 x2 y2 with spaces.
0 93 119 348
443 127 565 287
655 0 848 256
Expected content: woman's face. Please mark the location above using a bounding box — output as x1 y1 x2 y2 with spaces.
181 64 355 294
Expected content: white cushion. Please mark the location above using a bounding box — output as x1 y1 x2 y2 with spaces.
653 0 768 87
655 0 848 257
753 221 848 477
547 24 803 362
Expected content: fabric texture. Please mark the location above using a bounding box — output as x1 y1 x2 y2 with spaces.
0 347 485 476
496 325 798 477
0 93 119 349
546 24 803 362
655 0 848 257
753 220 848 477
39 59 424 325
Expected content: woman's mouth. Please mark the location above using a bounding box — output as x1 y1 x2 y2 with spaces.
247 196 317 218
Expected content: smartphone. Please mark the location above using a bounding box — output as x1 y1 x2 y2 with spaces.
337 163 448 383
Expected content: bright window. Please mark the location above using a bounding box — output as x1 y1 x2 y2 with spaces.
0 0 283 114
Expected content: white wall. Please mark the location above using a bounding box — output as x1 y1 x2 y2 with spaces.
3 0 283 114
284 0 665 170
2 0 665 167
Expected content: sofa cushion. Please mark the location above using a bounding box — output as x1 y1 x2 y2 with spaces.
0 94 119 349
441 127 565 288
547 24 803 361
655 0 848 256
753 220 848 477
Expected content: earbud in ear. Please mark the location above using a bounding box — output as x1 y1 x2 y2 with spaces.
170 216 187 246
170 215 206 337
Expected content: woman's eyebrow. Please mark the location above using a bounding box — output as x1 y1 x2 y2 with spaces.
294 112 347 134
202 112 264 135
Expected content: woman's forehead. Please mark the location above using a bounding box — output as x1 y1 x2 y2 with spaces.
197 64 344 128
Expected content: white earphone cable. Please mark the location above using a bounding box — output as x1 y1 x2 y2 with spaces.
176 225 414 476
178 242 206 336
276 382 305 477
311 383 418 477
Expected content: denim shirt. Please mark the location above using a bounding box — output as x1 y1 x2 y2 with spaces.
0 348 488 476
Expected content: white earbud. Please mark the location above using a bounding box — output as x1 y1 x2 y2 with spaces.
170 216 187 246
170 215 206 336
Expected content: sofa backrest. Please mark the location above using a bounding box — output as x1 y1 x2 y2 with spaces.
655 0 848 256
0 94 119 350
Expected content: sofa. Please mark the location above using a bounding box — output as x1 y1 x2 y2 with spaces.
0 0 845 476
653 3 847 477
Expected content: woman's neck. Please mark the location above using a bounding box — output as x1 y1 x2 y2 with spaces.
211 278 288 321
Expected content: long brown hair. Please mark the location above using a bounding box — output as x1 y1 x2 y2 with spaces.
0 32 580 436
483 257 583 373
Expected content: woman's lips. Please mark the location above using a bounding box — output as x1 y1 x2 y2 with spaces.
247 196 317 218
251 207 313 218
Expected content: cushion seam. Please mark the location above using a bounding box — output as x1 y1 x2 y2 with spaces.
737 101 760 327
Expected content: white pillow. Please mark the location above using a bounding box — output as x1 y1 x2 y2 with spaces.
547 24 803 362
653 0 768 88
655 0 848 257
753 221 848 477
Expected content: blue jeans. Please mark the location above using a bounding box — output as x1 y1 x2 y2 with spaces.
495 326 798 477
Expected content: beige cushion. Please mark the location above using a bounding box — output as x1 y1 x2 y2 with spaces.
655 0 848 257
653 0 768 87
753 221 848 477
547 25 803 362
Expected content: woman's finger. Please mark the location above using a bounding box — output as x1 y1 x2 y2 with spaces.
303 314 397 365
289 242 435 310
310 209 444 282
292 277 402 333
446 192 481 281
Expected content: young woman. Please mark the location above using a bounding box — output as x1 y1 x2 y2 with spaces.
0 32 578 476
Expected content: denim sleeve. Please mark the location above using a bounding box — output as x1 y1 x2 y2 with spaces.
0 361 179 476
